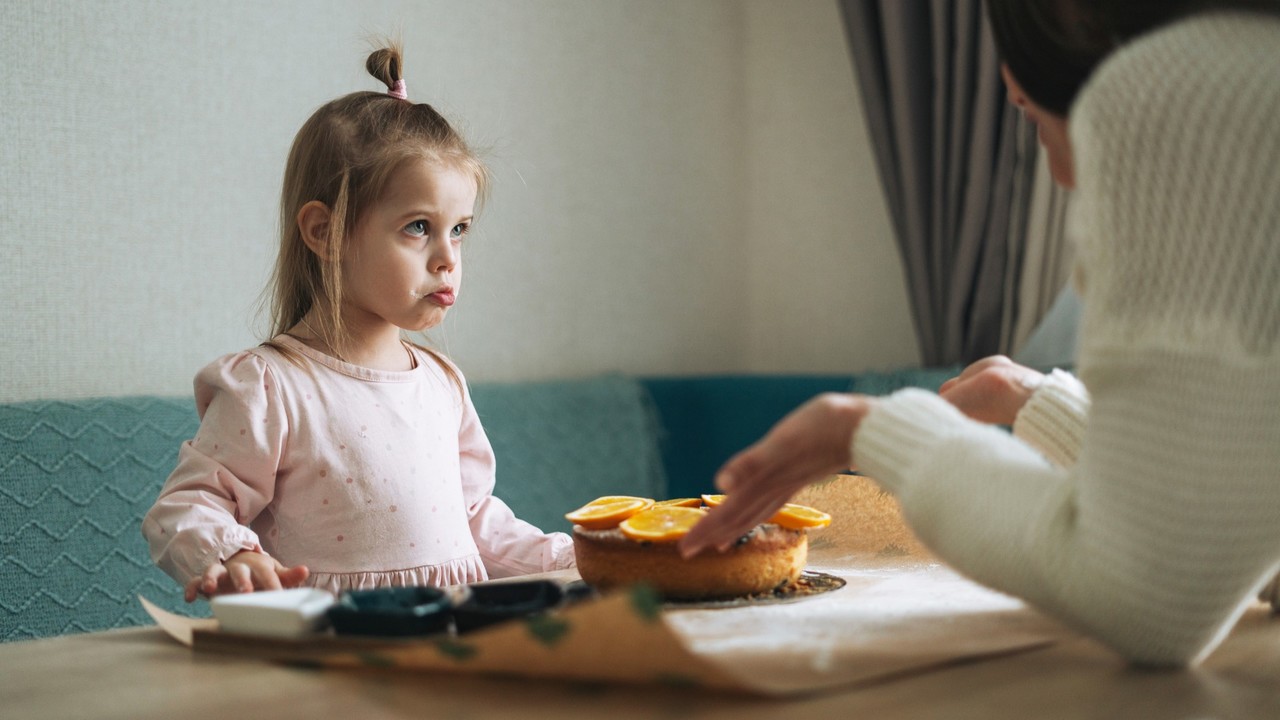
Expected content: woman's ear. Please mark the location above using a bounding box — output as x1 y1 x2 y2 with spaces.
297 201 334 260
1000 64 1029 109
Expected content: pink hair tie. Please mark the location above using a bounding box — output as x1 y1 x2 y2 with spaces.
389 79 408 100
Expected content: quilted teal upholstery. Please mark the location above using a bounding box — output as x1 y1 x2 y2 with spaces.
0 376 666 642
642 375 858 499
643 368 958 498
848 366 957 396
0 398 201 641
471 376 667 534
1 369 958 642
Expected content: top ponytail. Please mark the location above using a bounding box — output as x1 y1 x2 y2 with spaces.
365 45 406 99
263 41 488 379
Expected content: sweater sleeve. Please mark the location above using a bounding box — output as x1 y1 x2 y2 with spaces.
856 348 1280 666
141 352 288 586
456 379 575 577
855 13 1280 666
1012 369 1090 468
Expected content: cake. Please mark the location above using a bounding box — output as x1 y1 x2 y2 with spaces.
566 496 826 601
573 523 808 600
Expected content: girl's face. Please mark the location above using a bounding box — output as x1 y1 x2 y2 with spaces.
1001 65 1075 189
342 159 478 336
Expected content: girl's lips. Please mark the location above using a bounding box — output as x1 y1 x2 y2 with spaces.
426 291 455 307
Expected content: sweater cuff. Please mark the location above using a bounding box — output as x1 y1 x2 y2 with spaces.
854 388 969 498
1012 369 1090 468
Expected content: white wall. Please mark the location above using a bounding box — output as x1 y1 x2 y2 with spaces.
0 0 918 403
743 1 915 372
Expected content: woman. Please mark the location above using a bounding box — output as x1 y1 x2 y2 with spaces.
680 0 1280 666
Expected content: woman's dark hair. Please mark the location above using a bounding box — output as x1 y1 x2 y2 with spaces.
986 0 1280 115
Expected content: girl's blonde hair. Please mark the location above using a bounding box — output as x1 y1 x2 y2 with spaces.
264 44 487 393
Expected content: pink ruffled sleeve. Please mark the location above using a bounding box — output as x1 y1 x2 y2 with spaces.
456 382 575 578
142 351 288 586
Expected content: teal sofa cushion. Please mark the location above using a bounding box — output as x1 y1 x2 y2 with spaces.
0 398 201 641
0 368 957 642
848 367 957 396
641 368 957 499
641 375 857 499
469 375 667 533
0 376 666 641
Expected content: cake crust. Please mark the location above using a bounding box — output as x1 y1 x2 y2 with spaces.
573 523 807 600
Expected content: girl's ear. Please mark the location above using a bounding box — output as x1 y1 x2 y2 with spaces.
297 201 334 260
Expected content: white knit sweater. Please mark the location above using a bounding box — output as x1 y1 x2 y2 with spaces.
854 11 1280 666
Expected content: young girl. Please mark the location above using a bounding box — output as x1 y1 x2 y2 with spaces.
144 45 574 601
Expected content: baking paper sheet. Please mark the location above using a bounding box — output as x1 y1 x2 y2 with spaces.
141 475 1071 696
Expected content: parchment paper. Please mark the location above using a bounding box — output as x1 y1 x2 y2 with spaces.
141 475 1072 697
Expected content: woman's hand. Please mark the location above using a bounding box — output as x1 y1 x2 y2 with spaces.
679 393 872 558
183 549 310 602
938 355 1045 426
1260 572 1280 612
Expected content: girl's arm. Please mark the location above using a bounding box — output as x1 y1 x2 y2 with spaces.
456 385 575 578
182 549 308 602
142 352 305 596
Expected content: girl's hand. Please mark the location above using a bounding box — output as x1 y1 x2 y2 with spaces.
183 550 310 602
679 393 872 558
938 355 1045 426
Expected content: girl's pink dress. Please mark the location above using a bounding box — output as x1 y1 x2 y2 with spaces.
143 335 575 595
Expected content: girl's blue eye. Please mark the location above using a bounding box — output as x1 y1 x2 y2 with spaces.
406 220 428 236
451 223 469 239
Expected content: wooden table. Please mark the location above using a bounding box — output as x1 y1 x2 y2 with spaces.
5 606 1280 720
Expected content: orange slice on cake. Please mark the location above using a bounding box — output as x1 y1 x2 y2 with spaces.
698 494 830 530
565 496 655 530
619 506 708 543
655 497 702 508
768 503 832 530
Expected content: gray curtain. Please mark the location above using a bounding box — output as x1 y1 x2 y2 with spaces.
839 0 1039 366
